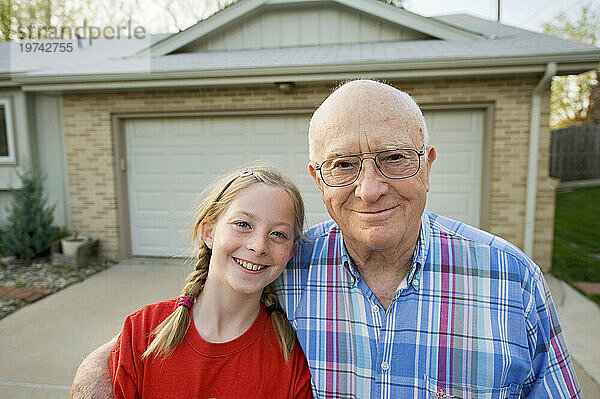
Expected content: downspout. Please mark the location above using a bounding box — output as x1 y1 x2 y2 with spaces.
523 62 557 258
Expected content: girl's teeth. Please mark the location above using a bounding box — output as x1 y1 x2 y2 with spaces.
235 258 265 271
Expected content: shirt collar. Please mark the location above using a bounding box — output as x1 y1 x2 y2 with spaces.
336 211 432 286
338 231 360 282
410 211 431 282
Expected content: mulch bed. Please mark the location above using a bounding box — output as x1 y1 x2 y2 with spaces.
0 256 114 319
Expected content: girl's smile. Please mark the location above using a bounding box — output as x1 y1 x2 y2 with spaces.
233 256 270 272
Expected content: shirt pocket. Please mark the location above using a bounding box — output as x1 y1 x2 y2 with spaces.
425 376 522 399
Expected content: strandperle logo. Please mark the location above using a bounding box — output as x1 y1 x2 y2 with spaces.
17 20 146 45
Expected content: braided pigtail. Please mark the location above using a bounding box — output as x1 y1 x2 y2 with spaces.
141 244 210 360
261 283 295 362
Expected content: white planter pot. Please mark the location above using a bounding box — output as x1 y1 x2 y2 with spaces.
61 237 88 258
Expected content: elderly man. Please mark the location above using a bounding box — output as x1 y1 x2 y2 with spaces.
72 80 580 398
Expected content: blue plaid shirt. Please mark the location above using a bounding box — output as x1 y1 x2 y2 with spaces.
276 210 581 398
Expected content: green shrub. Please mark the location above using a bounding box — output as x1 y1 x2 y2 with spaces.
0 167 55 260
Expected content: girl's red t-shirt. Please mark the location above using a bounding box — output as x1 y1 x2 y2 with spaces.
109 298 313 399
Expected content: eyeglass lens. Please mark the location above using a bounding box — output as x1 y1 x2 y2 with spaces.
320 149 421 186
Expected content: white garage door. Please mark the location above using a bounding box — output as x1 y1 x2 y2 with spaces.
424 109 484 227
125 114 328 257
125 109 484 257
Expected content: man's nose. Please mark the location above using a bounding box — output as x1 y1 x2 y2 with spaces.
247 233 268 255
353 159 389 202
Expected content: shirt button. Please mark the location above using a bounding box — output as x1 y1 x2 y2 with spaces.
381 361 390 371
412 279 420 287
371 304 379 313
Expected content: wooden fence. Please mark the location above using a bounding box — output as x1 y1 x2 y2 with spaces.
550 125 600 181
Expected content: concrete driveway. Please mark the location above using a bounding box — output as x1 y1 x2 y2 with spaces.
0 258 185 399
0 258 598 398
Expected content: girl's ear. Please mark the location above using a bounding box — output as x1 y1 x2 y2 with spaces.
200 220 214 249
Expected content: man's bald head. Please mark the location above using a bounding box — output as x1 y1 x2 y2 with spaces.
308 80 428 162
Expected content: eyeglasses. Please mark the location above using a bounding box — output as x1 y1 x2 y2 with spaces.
314 148 426 187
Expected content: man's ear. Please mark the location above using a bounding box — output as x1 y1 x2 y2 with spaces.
200 220 214 249
308 162 324 193
424 146 437 193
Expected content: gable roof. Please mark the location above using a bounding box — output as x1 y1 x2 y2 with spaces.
138 0 483 57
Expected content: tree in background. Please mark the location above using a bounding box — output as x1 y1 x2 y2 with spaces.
0 167 56 261
1 0 78 41
0 0 143 41
543 4 600 129
0 0 12 41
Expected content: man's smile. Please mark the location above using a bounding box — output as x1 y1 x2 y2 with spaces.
351 205 399 218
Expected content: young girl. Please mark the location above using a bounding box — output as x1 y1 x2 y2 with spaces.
109 165 312 398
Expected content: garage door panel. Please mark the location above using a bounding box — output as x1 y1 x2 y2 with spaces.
424 109 484 227
434 152 476 174
172 119 207 136
131 154 167 176
214 118 249 135
172 190 200 210
128 120 163 138
171 154 210 174
428 193 472 212
429 175 477 190
134 191 168 211
136 227 169 243
426 111 482 143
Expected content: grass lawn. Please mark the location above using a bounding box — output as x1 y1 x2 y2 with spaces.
552 185 600 305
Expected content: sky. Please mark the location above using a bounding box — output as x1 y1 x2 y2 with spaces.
403 0 598 32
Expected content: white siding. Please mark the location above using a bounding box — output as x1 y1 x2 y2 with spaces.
34 94 70 228
182 5 431 52
0 92 69 227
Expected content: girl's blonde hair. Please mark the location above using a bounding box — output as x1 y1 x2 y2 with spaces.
142 163 305 361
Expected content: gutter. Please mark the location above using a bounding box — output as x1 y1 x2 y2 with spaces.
523 62 557 259
19 65 553 92
14 52 600 86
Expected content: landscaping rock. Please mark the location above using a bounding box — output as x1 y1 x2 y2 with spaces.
0 256 113 319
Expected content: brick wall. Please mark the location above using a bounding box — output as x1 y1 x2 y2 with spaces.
62 76 556 270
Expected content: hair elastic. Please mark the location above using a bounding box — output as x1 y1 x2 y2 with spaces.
178 295 194 310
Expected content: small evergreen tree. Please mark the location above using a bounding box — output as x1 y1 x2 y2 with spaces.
1 167 55 260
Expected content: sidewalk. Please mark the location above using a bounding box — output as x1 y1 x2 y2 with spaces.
0 260 598 398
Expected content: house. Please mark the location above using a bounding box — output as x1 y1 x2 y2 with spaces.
1 0 599 270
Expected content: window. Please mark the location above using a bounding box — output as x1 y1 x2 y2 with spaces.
0 98 16 164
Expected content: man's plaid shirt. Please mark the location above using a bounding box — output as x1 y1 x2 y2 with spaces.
276 211 581 398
